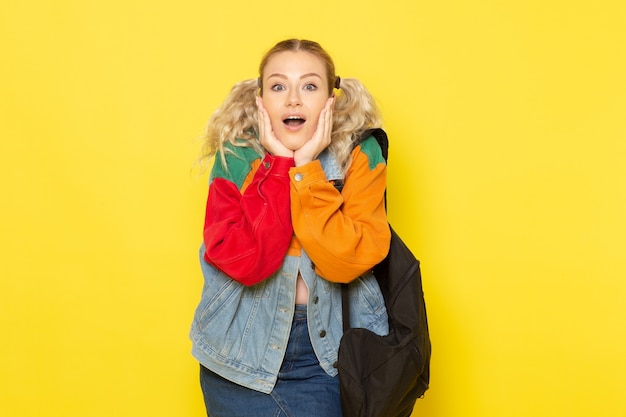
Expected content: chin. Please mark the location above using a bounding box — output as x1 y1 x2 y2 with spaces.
278 135 308 151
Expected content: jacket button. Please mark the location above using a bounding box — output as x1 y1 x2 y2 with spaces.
294 173 303 181
319 330 326 338
313 296 319 304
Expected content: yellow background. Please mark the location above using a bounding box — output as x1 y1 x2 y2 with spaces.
1 0 625 416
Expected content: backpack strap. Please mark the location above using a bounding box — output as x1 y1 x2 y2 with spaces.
361 128 389 161
341 280 351 332
340 128 389 331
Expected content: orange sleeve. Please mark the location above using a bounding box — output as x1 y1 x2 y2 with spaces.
289 145 391 283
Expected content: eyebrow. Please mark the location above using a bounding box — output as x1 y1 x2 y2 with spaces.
266 72 323 81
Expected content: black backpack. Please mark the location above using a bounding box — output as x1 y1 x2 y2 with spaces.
336 128 431 417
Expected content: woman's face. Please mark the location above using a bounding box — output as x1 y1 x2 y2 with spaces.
260 50 330 151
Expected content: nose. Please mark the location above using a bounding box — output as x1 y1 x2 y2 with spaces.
286 88 301 107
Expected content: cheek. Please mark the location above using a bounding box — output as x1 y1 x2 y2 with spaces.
269 114 283 131
263 105 282 126
311 100 329 121
309 108 325 126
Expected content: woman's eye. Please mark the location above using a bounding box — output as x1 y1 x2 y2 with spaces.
303 83 317 91
271 84 285 91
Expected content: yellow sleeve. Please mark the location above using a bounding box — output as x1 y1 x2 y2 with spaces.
289 144 391 283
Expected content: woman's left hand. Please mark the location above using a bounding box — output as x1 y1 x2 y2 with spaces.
294 96 335 166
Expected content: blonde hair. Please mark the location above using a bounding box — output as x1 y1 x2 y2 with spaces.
199 40 382 174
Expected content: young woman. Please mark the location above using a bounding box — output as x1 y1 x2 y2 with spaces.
190 39 391 417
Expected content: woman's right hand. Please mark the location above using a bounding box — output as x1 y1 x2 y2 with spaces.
257 97 294 158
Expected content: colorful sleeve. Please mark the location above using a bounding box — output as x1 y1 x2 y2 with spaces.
289 136 391 283
202 145 295 286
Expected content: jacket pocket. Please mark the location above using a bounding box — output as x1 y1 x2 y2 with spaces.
197 267 242 328
351 272 389 335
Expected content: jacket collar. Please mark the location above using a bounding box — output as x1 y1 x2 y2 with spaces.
317 149 343 182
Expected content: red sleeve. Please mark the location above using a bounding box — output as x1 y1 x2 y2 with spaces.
203 154 295 286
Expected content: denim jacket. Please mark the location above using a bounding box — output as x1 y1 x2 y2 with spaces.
189 149 389 394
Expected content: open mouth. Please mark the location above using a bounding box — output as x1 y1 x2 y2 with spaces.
283 116 306 127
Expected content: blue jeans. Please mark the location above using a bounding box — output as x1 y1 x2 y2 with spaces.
200 305 343 417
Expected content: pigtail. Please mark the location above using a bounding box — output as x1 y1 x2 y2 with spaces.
199 79 263 171
330 78 383 174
